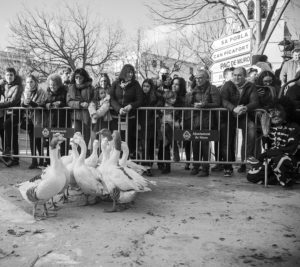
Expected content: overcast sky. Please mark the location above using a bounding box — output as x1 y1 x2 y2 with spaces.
0 0 159 49
0 0 299 51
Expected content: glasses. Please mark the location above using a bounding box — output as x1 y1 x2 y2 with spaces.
75 75 83 80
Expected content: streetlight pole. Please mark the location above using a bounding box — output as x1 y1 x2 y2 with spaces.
256 0 262 52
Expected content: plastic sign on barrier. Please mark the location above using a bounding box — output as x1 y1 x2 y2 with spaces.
174 129 219 142
34 127 75 138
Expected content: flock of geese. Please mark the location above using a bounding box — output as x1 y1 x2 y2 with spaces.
16 130 156 218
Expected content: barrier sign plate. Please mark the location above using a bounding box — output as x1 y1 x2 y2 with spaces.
34 127 75 138
174 129 219 142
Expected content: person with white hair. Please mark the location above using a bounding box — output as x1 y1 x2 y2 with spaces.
280 46 300 85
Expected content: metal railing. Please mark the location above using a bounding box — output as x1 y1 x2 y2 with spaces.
0 107 266 167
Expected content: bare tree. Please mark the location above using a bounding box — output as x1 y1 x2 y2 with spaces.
147 0 291 54
9 3 123 78
138 37 192 79
178 13 226 66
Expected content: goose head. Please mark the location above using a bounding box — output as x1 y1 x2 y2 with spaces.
72 132 84 145
100 136 110 153
50 133 66 150
92 140 99 151
97 128 112 142
70 138 78 150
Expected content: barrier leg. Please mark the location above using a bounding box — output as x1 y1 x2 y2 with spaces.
264 144 268 188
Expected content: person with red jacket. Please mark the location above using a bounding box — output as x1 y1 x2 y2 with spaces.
109 64 144 157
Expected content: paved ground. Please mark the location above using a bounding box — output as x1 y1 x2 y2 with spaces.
0 159 300 267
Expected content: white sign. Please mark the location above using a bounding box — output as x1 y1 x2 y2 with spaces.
211 28 252 50
209 54 251 73
211 41 251 62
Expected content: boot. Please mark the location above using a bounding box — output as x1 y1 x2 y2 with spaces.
29 158 38 169
161 164 171 174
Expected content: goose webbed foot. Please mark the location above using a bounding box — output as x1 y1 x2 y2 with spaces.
81 195 90 206
49 200 60 210
59 193 69 203
104 199 118 212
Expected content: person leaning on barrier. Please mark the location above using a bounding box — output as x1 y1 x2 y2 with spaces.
158 90 178 174
60 66 72 87
247 97 300 187
109 64 144 157
21 74 47 169
67 68 95 155
0 67 23 167
171 76 187 164
221 67 259 174
45 74 69 158
139 78 164 176
88 86 112 151
212 67 235 173
185 69 221 177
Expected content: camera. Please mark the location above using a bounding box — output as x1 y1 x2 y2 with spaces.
161 74 167 82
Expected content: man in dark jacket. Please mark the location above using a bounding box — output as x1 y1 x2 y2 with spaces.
221 67 259 175
185 70 221 177
0 67 23 167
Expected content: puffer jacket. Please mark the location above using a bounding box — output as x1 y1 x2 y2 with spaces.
67 81 95 124
45 85 68 127
109 79 143 118
0 76 23 118
21 88 47 126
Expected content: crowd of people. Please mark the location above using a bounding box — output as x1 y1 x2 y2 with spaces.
0 47 300 187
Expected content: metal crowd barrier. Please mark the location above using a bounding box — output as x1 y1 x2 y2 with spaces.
0 107 267 167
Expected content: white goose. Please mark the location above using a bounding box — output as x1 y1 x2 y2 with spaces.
72 132 106 205
85 140 100 168
119 141 156 191
66 138 79 188
99 131 153 212
16 133 67 218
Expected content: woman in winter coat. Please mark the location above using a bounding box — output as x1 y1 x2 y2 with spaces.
21 74 47 168
109 64 144 157
139 78 164 176
67 68 95 153
171 77 188 166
